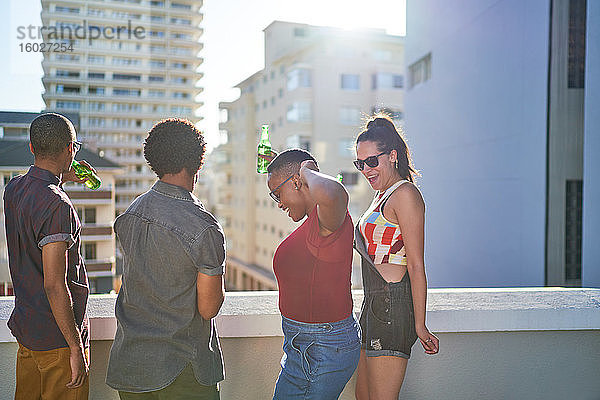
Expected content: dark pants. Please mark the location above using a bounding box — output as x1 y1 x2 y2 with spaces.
118 364 219 400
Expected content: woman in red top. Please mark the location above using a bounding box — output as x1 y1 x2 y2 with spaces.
267 149 360 400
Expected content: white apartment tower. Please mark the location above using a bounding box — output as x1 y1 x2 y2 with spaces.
41 0 203 214
218 22 405 290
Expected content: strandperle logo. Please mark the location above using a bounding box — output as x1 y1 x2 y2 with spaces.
16 20 146 45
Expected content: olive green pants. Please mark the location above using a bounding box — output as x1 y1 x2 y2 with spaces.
118 364 219 400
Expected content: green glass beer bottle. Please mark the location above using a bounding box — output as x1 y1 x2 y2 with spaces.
71 160 102 190
257 124 272 174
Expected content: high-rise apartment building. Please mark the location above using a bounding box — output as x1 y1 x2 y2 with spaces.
40 0 203 214
217 21 405 290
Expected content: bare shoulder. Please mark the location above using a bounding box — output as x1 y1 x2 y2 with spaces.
387 181 425 213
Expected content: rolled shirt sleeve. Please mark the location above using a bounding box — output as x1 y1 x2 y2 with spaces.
37 202 77 249
193 225 226 276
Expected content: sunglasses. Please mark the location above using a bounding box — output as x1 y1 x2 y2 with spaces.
353 152 388 171
269 174 295 202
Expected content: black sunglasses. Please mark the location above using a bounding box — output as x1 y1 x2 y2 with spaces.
353 152 388 171
269 174 295 202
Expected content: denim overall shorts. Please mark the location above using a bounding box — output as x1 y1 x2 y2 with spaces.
355 226 418 358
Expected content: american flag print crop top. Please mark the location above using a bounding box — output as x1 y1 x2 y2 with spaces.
359 180 410 265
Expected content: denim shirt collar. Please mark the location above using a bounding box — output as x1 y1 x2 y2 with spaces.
151 180 194 201
27 165 60 186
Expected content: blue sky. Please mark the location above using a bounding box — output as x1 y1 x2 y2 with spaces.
1 0 406 148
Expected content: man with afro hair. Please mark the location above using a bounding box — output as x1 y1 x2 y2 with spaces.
107 119 225 399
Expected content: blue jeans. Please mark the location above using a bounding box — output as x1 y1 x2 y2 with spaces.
273 315 361 400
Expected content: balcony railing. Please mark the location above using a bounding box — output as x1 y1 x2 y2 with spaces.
0 288 599 399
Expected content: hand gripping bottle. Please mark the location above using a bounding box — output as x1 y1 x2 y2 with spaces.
257 124 272 174
72 160 102 190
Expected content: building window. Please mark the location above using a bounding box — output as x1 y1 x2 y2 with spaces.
112 57 141 66
88 102 105 111
56 70 80 78
171 2 192 9
149 75 165 82
113 88 140 97
113 73 141 81
87 117 105 127
88 72 105 80
55 53 79 62
372 73 404 89
287 68 311 91
84 207 97 224
565 179 583 286
84 243 97 260
55 6 80 14
87 55 105 64
88 87 105 96
568 0 587 89
149 59 166 68
113 103 142 112
148 90 165 97
56 85 80 94
56 101 80 110
341 74 360 90
286 134 311 152
339 107 361 126
409 53 432 88
171 62 188 70
287 101 312 123
294 28 306 37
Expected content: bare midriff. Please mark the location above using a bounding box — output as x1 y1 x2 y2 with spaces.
375 262 408 283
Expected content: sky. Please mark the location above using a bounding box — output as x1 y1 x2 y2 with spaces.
1 0 406 150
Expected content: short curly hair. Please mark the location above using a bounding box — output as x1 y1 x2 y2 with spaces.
30 113 76 158
144 118 206 178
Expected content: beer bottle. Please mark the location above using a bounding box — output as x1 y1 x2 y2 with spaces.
257 124 272 174
72 160 102 190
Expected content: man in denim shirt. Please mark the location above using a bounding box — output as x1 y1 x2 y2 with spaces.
106 119 226 399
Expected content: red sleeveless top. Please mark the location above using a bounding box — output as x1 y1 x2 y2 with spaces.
273 206 354 323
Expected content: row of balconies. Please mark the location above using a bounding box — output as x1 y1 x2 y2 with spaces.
41 0 202 15
37 41 202 59
43 75 201 89
44 98 201 111
43 87 201 98
41 9 203 29
42 58 203 73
